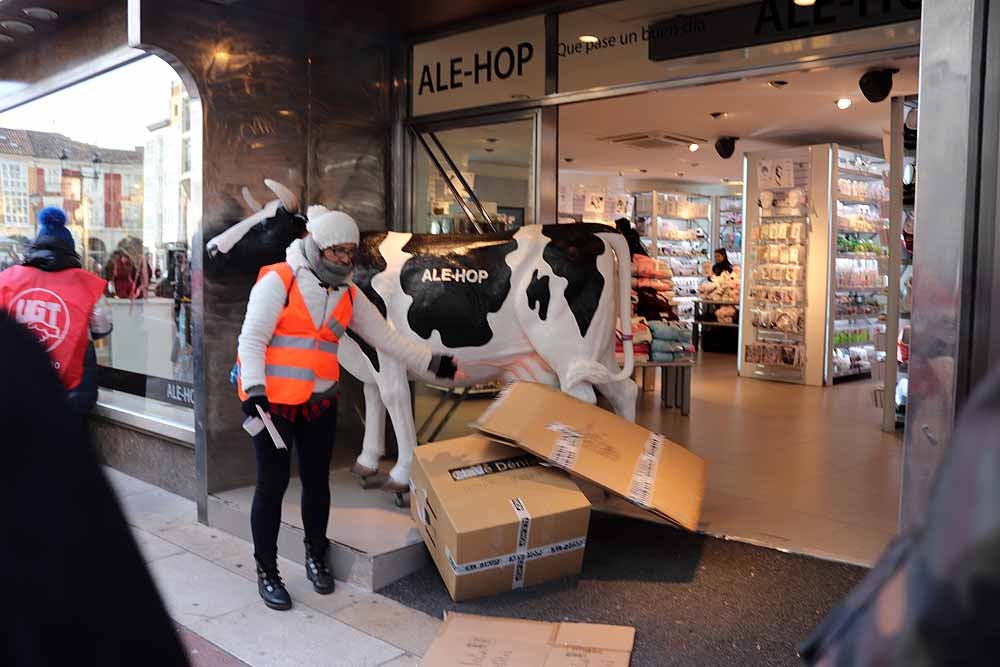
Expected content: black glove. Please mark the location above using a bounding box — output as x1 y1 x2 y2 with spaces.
241 393 270 418
429 354 458 380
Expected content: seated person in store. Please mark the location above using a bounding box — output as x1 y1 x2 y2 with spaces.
712 248 734 276
0 206 111 413
236 207 458 611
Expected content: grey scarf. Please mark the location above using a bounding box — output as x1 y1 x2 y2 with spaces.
304 236 352 287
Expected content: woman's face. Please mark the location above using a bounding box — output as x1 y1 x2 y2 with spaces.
715 251 725 263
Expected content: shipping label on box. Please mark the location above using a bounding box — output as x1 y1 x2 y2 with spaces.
410 436 591 602
474 382 707 530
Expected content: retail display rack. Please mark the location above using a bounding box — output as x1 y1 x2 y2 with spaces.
877 95 918 431
633 190 712 321
739 143 889 387
714 193 744 268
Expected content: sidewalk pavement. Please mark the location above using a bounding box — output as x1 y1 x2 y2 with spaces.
104 466 438 667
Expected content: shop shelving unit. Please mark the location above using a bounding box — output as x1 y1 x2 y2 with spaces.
879 95 918 431
633 190 712 322
829 146 889 384
715 193 744 268
739 144 889 388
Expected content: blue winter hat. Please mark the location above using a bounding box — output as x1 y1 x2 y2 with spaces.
37 206 74 245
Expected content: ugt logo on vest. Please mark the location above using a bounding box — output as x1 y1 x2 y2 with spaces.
11 288 70 352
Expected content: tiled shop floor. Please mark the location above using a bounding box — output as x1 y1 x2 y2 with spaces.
104 467 429 667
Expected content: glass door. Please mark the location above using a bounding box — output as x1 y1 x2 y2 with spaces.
410 113 538 234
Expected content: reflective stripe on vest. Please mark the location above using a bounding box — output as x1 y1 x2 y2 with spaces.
237 262 354 405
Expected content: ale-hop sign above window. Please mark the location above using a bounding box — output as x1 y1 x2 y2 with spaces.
411 16 546 116
648 0 922 62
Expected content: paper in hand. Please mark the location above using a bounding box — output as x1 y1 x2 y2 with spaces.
256 405 288 450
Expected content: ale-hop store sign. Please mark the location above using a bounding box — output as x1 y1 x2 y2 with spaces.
411 16 546 116
558 0 920 94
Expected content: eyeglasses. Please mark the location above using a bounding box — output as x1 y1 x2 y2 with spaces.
323 245 356 262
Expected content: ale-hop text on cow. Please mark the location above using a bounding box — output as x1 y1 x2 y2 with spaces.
421 267 490 284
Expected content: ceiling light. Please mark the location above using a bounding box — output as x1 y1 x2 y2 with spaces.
510 93 531 100
688 143 699 153
484 147 495 153
578 35 599 44
676 172 685 178
768 80 788 89
710 112 728 119
485 137 498 143
277 109 292 116
214 50 230 62
562 157 574 163
23 8 59 20
836 97 852 110
1 20 34 34
794 0 816 5
639 168 648 173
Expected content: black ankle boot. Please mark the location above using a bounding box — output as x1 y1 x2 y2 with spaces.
304 542 335 594
256 560 292 611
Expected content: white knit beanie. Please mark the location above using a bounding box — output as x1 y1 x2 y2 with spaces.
306 206 360 249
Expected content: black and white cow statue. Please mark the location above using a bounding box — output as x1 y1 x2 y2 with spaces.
208 181 637 491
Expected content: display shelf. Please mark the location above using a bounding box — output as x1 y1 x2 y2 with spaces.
835 286 886 293
833 341 874 350
839 168 886 181
839 197 888 206
838 252 885 260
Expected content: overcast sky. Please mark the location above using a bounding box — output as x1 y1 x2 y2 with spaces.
0 56 181 151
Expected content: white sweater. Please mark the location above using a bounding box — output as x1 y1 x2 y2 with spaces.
237 238 432 395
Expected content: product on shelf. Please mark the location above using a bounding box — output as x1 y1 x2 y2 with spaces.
744 341 805 368
698 269 741 303
837 178 888 202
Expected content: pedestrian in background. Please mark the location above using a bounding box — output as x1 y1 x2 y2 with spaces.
0 207 111 412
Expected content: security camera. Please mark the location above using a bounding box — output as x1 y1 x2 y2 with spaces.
859 69 898 103
715 137 738 159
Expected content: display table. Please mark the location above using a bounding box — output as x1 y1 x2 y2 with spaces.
692 299 740 350
633 360 693 416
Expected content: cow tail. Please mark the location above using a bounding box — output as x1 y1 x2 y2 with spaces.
564 232 635 393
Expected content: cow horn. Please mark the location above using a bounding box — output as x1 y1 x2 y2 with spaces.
241 186 262 212
264 179 299 213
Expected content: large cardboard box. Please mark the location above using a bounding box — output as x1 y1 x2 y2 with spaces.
475 381 706 530
422 612 635 667
410 436 590 602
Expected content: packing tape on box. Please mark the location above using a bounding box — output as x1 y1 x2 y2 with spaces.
510 498 532 590
626 433 665 508
546 423 582 469
445 536 587 581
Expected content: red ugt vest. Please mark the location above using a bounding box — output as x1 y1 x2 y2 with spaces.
0 265 107 390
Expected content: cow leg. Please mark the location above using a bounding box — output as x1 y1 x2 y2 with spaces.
375 358 418 487
355 381 386 472
594 351 638 422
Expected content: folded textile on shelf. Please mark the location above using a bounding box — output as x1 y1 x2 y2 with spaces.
647 319 693 342
635 287 677 322
651 339 691 354
632 254 673 279
631 277 673 292
650 350 693 363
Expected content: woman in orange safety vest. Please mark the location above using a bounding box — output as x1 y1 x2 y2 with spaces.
236 206 456 611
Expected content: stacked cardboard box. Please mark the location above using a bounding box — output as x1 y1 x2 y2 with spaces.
410 381 707 602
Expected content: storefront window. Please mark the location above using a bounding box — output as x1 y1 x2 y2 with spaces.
0 56 200 426
412 118 535 233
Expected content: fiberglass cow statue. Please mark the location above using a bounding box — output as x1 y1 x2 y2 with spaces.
208 181 637 492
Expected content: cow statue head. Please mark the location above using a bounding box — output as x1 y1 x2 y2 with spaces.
205 179 306 274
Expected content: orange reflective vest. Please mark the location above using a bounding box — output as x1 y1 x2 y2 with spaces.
237 262 354 405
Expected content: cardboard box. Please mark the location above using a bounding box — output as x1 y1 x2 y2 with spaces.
409 436 590 602
475 381 706 530
422 612 635 667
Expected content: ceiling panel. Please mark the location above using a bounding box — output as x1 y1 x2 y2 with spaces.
559 56 919 184
0 0 111 57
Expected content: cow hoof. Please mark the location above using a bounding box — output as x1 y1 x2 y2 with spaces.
382 478 409 494
351 462 377 485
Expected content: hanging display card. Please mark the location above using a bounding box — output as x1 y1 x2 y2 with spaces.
758 159 795 190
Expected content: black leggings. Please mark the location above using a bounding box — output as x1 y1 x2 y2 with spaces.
250 405 336 568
